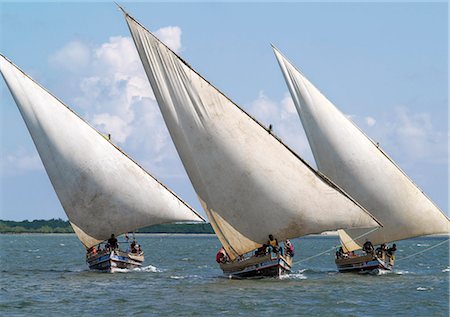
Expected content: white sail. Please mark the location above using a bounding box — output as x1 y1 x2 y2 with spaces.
0 54 204 248
273 47 450 251
122 12 381 260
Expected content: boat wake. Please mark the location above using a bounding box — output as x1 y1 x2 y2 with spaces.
114 265 163 273
134 265 163 273
394 270 410 275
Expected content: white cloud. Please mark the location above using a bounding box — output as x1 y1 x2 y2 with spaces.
49 40 90 73
47 26 187 178
349 107 446 168
1 148 43 175
248 91 315 166
365 116 376 127
155 26 182 53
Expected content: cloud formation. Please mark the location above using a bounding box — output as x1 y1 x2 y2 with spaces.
248 91 316 166
39 27 449 202
49 40 91 73
1 148 43 175
46 28 187 180
349 106 447 169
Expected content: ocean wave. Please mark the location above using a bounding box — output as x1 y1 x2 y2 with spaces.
134 265 162 273
416 287 433 291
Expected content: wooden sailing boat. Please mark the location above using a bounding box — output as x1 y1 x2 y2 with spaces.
273 47 450 273
0 54 205 272
120 8 383 278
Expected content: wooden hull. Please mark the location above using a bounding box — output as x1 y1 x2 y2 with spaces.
86 250 144 273
335 253 394 273
220 253 292 278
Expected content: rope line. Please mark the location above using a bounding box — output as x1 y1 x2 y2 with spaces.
395 238 449 262
294 227 379 264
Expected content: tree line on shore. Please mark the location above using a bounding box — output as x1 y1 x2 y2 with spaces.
0 219 214 234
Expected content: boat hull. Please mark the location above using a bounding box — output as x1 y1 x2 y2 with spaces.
220 253 292 278
86 250 144 273
335 253 394 273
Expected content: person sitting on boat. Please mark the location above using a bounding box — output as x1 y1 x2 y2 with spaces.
267 234 279 253
87 246 96 255
362 240 374 255
108 234 118 250
216 247 228 263
284 240 295 257
255 245 267 257
336 247 344 259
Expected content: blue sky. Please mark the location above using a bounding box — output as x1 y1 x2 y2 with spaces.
0 2 448 220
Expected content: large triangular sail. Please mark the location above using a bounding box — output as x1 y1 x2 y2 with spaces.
273 47 450 251
0 54 204 248
122 11 381 260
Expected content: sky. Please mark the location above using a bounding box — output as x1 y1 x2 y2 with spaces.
0 1 448 221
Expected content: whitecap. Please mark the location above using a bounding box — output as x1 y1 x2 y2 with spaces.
441 267 450 273
416 287 433 291
59 243 65 246
394 270 409 275
416 244 430 247
170 275 185 279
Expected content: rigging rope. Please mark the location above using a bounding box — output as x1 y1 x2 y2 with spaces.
395 238 449 262
294 227 379 265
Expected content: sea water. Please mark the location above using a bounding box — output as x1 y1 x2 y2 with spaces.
0 234 448 316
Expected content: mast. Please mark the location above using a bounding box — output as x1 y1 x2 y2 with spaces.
120 9 382 260
0 54 204 248
273 47 450 251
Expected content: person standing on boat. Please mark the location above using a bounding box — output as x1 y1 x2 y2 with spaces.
375 243 387 258
284 240 295 257
267 234 279 253
387 243 397 257
108 234 118 250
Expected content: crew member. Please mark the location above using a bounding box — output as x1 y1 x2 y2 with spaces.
108 234 118 250
267 234 279 253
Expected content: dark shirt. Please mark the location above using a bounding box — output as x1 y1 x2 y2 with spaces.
108 237 118 249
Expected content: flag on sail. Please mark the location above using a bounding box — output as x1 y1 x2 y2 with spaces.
0 54 204 248
273 47 450 251
121 10 382 260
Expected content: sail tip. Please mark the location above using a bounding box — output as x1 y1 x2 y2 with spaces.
114 2 128 16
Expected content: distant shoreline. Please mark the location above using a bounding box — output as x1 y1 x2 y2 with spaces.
1 219 448 238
